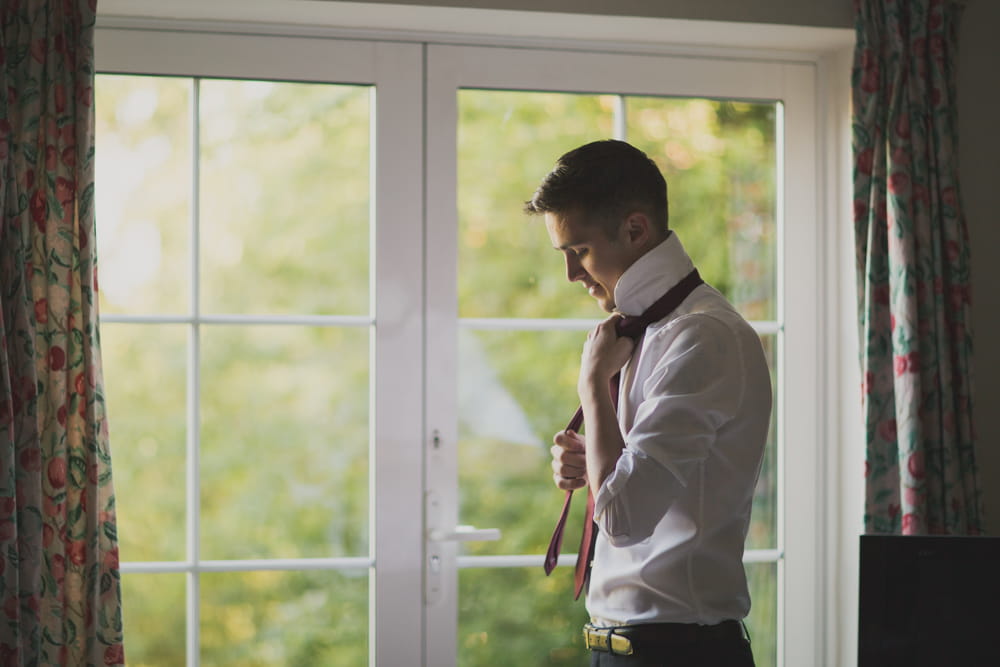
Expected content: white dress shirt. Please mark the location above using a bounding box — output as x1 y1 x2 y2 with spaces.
588 232 771 626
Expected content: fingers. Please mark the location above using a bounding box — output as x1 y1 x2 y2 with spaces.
554 472 587 491
551 429 588 490
599 313 624 331
550 443 586 476
600 313 625 332
581 316 635 387
585 314 622 342
553 428 585 451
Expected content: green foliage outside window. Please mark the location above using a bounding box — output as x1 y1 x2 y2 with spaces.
98 76 779 666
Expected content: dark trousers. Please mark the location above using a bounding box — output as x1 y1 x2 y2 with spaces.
589 628 755 667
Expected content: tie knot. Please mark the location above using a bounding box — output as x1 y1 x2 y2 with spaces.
614 269 703 341
615 315 647 340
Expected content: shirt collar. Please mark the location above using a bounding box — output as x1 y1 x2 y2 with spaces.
613 231 696 317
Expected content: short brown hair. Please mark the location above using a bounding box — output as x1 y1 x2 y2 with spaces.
524 139 669 237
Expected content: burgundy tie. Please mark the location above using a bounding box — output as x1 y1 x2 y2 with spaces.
543 269 703 599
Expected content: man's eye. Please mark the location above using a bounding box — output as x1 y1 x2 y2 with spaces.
574 248 588 258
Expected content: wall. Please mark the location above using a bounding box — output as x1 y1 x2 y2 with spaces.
328 0 852 28
960 0 1000 536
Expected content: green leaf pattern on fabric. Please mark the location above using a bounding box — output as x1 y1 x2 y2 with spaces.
0 1 125 664
852 0 984 535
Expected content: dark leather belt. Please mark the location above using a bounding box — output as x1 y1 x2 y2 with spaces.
583 620 744 655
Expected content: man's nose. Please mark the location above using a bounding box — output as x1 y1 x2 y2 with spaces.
565 254 585 282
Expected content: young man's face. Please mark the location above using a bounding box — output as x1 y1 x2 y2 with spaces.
544 210 639 313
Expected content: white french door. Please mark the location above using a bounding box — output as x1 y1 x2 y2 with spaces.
96 29 426 666
424 44 823 667
97 27 824 667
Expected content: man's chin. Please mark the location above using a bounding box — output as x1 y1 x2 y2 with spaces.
587 285 615 312
595 295 616 313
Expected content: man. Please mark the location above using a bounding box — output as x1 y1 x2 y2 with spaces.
525 140 770 666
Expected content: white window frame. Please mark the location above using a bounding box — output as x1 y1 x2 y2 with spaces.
96 4 859 665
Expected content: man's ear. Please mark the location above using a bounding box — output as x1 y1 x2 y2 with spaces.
622 211 653 247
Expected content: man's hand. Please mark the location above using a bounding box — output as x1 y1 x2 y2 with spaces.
551 429 588 490
579 314 635 398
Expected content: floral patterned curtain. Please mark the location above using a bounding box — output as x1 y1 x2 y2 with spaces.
1 1 125 664
853 0 984 535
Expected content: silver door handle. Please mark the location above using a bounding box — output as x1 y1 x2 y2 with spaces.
425 489 503 606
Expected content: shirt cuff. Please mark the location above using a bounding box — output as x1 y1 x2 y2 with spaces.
593 448 636 539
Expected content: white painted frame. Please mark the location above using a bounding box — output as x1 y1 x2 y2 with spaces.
97 29 425 667
425 43 824 667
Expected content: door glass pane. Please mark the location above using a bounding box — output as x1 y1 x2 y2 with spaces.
745 561 778 667
95 75 192 315
200 570 368 665
102 323 187 562
456 87 781 664
458 568 590 666
121 573 186 666
627 96 778 321
199 80 370 316
458 328 587 556
749 333 778 550
200 324 369 560
98 70 375 663
457 90 614 319
459 329 776 555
